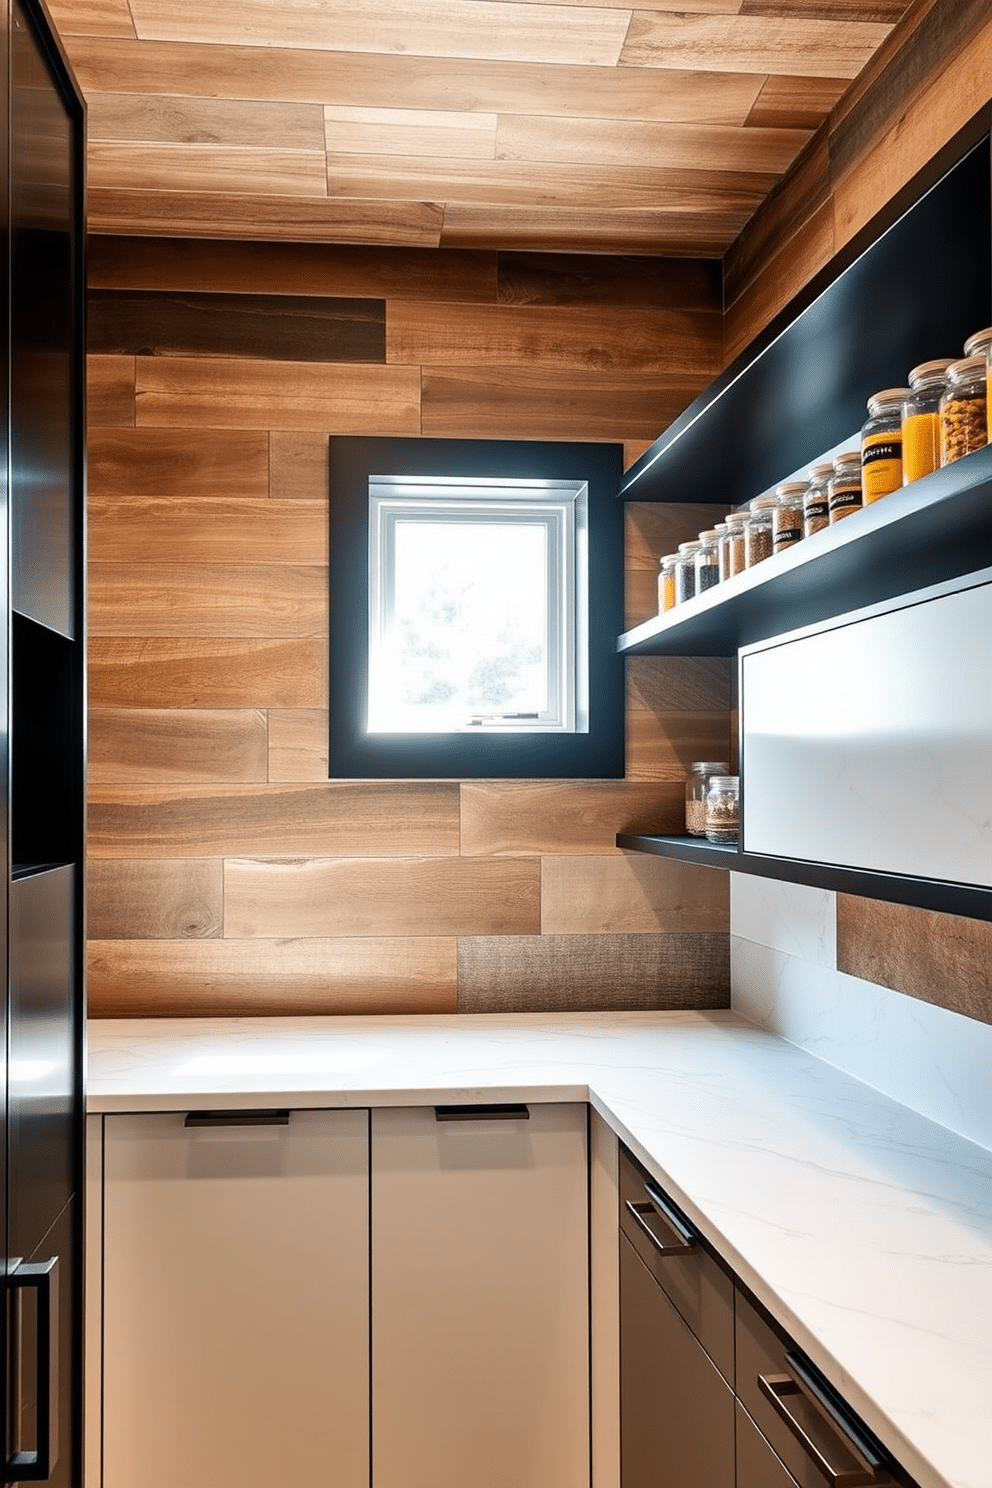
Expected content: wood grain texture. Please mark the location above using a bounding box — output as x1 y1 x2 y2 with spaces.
541 856 728 934
836 895 992 1027
268 708 329 781
88 93 326 149
89 499 326 565
269 432 327 501
89 707 269 784
724 197 835 366
88 354 135 427
496 114 810 175
621 13 891 76
625 502 727 628
495 252 721 310
626 657 732 715
224 857 541 937
88 859 224 940
88 428 270 500
723 131 831 313
324 105 497 161
46 0 135 38
625 709 734 783
88 937 458 1017
460 781 685 856
134 356 421 433
745 75 849 130
88 783 461 858
89 289 386 363
422 366 707 441
89 142 330 197
439 205 753 256
456 932 729 1012
741 0 906 16
89 638 326 708
89 563 327 637
387 300 721 375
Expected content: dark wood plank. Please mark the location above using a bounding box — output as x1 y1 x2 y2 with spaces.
89 706 268 783
724 131 831 312
87 353 135 427
741 0 908 19
745 75 849 130
87 859 223 939
626 657 732 715
88 427 270 500
88 638 326 708
88 288 386 363
457 932 729 1013
88 782 461 858
495 251 721 310
441 204 753 257
837 894 992 1027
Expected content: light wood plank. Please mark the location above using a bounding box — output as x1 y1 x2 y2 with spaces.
388 301 721 375
89 707 269 784
625 502 728 572
89 638 326 708
625 709 734 783
837 895 992 1027
88 354 135 427
46 0 135 37
87 188 444 246
745 74 849 129
724 130 831 311
224 857 541 937
127 0 633 68
89 563 327 638
422 366 707 441
88 428 270 501
496 114 810 174
87 937 458 1017
89 142 330 197
87 859 224 939
88 94 326 150
457 933 729 1012
460 781 685 855
269 433 328 501
541 856 728 934
268 708 329 781
624 441 654 469
88 782 461 858
724 197 835 365
133 357 422 433
324 106 497 160
89 499 327 565
621 13 891 77
441 204 750 256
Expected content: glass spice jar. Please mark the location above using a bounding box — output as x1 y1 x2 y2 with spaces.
705 775 740 844
772 482 806 553
861 387 910 502
902 359 954 483
721 509 748 579
674 540 701 604
940 354 988 465
695 529 722 594
828 451 863 523
803 462 833 535
712 521 728 582
685 760 730 838
964 326 992 452
657 553 679 614
744 494 778 567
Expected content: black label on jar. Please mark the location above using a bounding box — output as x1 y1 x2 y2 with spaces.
862 438 902 466
829 487 862 514
773 525 802 548
804 497 829 518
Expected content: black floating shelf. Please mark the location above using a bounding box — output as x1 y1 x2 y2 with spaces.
618 446 992 657
617 834 739 867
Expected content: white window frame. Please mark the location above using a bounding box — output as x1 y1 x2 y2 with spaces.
367 476 589 735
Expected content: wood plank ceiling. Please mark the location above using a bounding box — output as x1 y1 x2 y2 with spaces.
47 0 917 255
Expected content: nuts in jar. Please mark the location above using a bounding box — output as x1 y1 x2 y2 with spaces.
745 494 778 567
773 482 806 553
940 354 988 465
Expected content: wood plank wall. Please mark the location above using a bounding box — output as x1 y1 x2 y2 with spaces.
86 236 732 1017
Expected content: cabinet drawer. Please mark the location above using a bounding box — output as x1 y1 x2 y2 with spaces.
736 1400 799 1488
736 1293 896 1488
618 1144 734 1383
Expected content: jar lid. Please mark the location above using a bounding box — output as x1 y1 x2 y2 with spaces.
698 528 723 541
749 494 779 510
659 553 680 567
724 509 749 527
677 540 701 553
963 326 992 356
775 481 807 498
690 761 730 773
708 775 738 789
908 358 955 387
713 522 728 534
946 354 987 383
833 450 861 468
866 387 911 413
808 462 835 479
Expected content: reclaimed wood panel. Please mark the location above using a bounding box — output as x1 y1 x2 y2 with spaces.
89 638 326 708
626 708 734 783
268 708 329 781
89 562 327 638
88 859 224 939
620 14 891 76
88 354 135 427
422 366 708 441
89 707 269 783
88 782 461 858
89 499 326 565
541 856 728 934
88 937 458 1018
457 932 729 1012
224 857 541 937
836 895 992 1027
324 105 497 160
387 301 721 375
460 781 685 856
745 75 849 129
88 93 326 149
89 142 330 197
497 115 810 175
626 657 732 715
89 289 386 363
88 428 270 500
440 205 751 256
134 357 422 433
495 252 721 310
269 432 328 501
126 0 633 68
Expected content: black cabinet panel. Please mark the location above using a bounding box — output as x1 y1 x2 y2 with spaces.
9 1199 77 1488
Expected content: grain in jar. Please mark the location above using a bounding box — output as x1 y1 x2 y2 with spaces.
658 553 678 614
939 355 988 464
861 387 910 501
695 529 722 593
803 462 833 535
686 760 730 838
713 521 729 582
772 482 806 553
744 494 778 567
902 359 954 483
964 327 992 451
721 509 748 579
675 540 700 604
705 775 739 844
828 451 863 523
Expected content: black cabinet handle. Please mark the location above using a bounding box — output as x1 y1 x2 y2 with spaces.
184 1109 290 1127
6 1257 59 1483
758 1353 892 1486
624 1181 697 1255
434 1103 530 1121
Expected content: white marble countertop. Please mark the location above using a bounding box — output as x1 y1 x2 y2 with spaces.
87 1009 992 1488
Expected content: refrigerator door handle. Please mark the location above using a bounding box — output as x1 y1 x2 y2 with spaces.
6 1256 59 1483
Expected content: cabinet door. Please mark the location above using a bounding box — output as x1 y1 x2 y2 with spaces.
101 1108 370 1488
371 1103 589 1488
619 1232 734 1488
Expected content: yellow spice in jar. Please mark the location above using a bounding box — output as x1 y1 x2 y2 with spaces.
902 412 940 483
